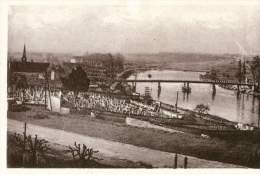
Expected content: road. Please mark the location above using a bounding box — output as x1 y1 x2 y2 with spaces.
8 119 244 168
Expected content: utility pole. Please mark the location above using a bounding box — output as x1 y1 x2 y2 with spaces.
45 71 47 109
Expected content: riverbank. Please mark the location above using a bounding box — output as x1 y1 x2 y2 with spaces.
7 105 260 168
126 103 260 142
115 69 258 131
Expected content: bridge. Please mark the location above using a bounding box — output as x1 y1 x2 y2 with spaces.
113 79 257 97
114 79 254 86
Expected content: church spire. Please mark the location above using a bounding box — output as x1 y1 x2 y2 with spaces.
21 44 27 62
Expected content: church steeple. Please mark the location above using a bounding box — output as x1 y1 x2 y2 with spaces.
21 44 27 62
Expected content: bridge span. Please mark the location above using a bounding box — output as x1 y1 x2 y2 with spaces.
114 79 254 86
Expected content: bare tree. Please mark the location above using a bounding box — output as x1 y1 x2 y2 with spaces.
12 123 50 167
66 142 99 167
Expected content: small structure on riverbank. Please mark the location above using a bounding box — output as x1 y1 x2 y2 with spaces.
235 123 254 131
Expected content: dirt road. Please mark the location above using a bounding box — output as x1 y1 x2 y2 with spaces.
8 119 243 168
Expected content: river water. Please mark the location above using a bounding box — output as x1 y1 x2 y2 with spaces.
128 70 260 127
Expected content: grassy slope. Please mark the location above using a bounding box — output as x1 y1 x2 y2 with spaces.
8 107 260 168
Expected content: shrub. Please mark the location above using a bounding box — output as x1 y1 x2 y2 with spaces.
65 142 99 167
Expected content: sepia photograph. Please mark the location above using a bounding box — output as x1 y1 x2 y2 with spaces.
2 0 260 171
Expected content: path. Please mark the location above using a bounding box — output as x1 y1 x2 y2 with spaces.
8 119 244 168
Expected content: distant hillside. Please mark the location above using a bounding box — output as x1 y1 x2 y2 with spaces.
125 52 241 63
124 52 254 72
8 51 256 72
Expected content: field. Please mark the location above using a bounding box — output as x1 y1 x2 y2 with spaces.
7 105 260 168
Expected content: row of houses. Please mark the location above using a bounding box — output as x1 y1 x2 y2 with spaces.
8 45 125 94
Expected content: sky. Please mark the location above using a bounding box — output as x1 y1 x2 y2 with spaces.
8 0 260 55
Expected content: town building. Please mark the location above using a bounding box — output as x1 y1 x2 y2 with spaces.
64 53 124 82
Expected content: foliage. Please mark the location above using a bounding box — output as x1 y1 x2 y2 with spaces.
209 69 217 80
236 60 247 83
65 142 99 167
236 59 243 82
114 53 125 72
11 74 29 103
242 61 246 81
248 56 260 91
12 132 50 167
61 66 90 98
194 104 210 117
15 74 29 90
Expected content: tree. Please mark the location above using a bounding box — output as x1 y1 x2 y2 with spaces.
65 142 99 167
12 123 50 167
242 60 246 82
210 69 217 80
194 104 210 118
114 54 124 72
248 56 260 91
61 66 90 100
236 59 243 83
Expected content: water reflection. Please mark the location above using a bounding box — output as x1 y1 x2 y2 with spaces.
180 91 190 102
252 96 256 113
157 84 161 99
211 86 216 101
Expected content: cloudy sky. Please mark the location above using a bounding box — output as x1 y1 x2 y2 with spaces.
8 0 260 55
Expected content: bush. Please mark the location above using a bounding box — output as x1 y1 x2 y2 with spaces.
65 142 100 167
9 131 50 167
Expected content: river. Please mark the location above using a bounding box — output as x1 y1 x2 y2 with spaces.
128 70 260 127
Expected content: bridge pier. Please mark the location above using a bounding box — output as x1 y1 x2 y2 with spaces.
157 82 161 98
132 82 136 92
236 84 241 98
212 83 216 93
237 85 240 93
158 82 161 90
212 83 216 100
182 82 191 94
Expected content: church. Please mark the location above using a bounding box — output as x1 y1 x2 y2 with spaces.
8 44 50 106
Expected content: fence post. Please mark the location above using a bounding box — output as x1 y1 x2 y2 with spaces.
184 156 188 169
174 153 178 168
32 134 38 167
